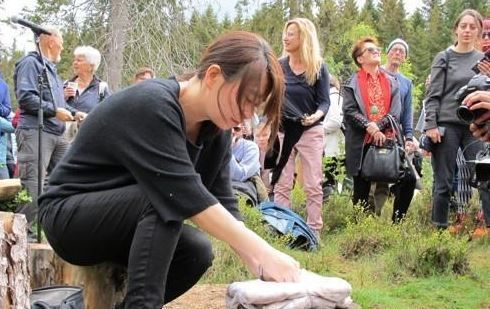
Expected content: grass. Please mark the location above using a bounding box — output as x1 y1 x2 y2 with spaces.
200 166 490 308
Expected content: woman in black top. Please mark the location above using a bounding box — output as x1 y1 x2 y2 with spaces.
39 31 300 308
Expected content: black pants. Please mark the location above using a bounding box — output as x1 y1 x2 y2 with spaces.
39 184 214 308
430 124 489 227
353 170 416 222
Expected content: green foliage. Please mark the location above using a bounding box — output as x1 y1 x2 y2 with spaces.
389 229 470 277
339 215 399 259
0 189 32 212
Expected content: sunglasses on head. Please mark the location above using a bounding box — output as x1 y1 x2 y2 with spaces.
362 47 381 55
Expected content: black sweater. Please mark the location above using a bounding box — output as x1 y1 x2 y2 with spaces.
39 78 242 222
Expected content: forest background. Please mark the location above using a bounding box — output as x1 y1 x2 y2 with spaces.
0 0 489 117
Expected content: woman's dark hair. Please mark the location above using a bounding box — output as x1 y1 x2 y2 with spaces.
351 36 378 67
195 31 284 149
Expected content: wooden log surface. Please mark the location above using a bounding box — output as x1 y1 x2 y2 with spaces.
29 243 126 309
0 179 22 201
0 212 30 309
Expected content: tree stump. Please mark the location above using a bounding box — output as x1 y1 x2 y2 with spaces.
0 211 30 309
0 179 22 202
29 243 126 308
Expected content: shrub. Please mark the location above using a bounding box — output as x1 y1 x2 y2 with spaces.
339 215 399 259
0 189 32 212
390 230 470 277
322 194 359 232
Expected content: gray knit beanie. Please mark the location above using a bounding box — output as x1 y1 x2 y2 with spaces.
387 38 409 56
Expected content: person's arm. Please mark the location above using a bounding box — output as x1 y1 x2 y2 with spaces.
304 64 330 126
401 80 414 140
342 82 369 131
230 140 261 182
323 92 343 134
0 117 14 134
15 57 56 117
0 81 12 118
191 204 300 282
424 52 446 131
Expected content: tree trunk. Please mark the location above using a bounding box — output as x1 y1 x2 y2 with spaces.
0 212 30 309
29 243 126 309
106 0 130 90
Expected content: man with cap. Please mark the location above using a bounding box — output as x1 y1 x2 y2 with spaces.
369 38 417 222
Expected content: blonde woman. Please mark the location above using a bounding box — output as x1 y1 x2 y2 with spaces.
272 18 330 238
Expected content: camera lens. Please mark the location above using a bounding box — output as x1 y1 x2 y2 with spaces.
456 105 476 124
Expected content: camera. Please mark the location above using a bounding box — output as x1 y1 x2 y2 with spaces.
474 144 490 182
471 49 490 74
455 74 490 124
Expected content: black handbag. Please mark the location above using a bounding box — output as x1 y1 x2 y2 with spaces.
360 115 406 183
30 285 84 309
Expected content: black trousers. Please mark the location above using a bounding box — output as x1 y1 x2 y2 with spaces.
39 184 214 308
353 170 416 222
430 124 489 227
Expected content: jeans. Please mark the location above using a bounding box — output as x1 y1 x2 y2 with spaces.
274 126 325 231
39 184 214 308
15 128 70 225
430 124 489 227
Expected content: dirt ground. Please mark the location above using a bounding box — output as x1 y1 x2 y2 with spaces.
165 284 228 309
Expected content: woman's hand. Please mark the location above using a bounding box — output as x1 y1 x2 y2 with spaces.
372 131 386 146
469 122 490 142
425 127 441 144
191 205 301 283
366 122 380 136
64 86 76 101
301 110 324 126
477 60 490 77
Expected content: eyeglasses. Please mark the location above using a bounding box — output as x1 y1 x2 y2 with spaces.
390 47 406 55
362 47 382 55
483 32 490 39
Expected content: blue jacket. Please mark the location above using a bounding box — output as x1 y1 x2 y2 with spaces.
14 52 77 136
65 76 111 113
0 78 12 118
384 70 413 140
0 117 14 165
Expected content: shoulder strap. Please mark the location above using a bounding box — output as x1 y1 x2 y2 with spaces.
441 49 450 95
98 81 108 102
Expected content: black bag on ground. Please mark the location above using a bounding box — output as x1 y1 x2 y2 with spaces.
30 286 84 309
360 115 406 183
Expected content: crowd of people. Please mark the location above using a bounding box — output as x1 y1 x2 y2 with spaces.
0 8 489 308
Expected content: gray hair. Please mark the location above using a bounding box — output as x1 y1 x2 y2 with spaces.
42 25 62 38
74 46 101 72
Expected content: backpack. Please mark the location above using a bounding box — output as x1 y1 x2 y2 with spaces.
258 201 318 251
30 285 84 309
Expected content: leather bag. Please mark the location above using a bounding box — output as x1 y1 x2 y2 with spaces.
360 115 406 183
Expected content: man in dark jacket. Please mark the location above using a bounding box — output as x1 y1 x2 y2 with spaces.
14 26 86 227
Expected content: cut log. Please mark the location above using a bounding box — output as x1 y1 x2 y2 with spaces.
29 243 126 308
0 179 22 202
0 211 30 309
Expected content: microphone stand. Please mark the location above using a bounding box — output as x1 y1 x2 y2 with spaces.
34 33 55 243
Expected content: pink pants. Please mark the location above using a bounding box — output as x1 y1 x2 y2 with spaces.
274 125 325 231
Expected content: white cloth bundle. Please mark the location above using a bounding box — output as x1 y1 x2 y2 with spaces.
226 269 353 309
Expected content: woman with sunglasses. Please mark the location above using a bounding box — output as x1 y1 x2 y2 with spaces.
342 36 402 212
38 31 300 308
424 9 489 231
